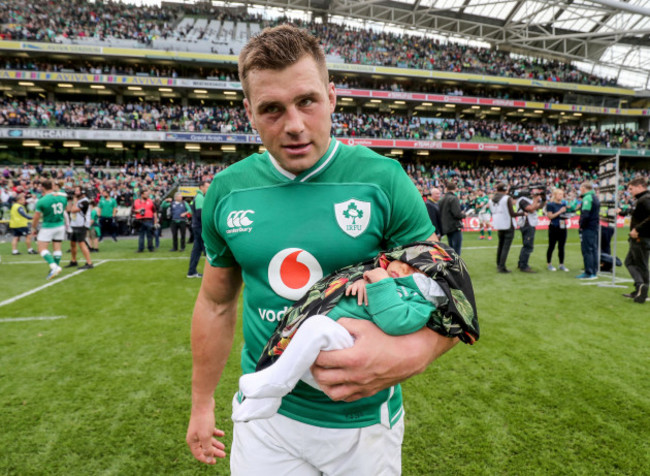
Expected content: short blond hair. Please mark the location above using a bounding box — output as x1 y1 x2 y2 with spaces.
238 24 328 99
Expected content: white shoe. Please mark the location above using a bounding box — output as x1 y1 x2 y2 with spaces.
558 265 569 272
547 264 557 271
47 265 62 280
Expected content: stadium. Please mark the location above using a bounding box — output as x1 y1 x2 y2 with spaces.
1 0 649 474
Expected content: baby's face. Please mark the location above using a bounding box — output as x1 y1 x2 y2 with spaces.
386 260 421 278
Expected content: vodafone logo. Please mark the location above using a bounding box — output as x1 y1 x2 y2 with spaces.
268 248 323 301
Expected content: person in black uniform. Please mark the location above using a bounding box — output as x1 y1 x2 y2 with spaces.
622 177 650 303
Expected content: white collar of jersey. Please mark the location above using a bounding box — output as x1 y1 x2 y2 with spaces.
267 139 339 182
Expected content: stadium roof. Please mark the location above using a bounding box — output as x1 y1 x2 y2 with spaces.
241 0 650 88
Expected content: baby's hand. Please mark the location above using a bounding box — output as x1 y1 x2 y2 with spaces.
363 267 390 284
345 279 368 306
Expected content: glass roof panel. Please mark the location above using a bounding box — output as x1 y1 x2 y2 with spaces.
464 1 518 20
431 0 466 10
511 1 550 23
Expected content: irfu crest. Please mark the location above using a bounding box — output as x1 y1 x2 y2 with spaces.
334 199 371 238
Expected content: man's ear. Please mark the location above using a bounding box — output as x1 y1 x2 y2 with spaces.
327 82 336 114
243 98 256 131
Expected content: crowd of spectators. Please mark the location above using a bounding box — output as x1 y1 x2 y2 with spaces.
0 0 618 87
2 58 238 82
2 160 647 227
3 58 564 104
0 99 252 133
406 163 648 213
1 98 645 148
0 159 226 227
331 112 649 148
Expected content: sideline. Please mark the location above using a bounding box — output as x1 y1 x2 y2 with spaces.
0 260 108 308
0 316 67 323
3 256 187 265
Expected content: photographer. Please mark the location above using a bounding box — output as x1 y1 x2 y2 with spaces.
545 188 571 272
622 177 650 303
438 181 465 255
490 182 524 273
133 188 157 253
66 186 93 270
515 184 545 273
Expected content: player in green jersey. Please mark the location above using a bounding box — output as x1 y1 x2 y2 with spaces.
475 190 492 240
186 25 458 475
30 179 67 280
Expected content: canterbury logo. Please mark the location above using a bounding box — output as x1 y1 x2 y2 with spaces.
227 210 254 228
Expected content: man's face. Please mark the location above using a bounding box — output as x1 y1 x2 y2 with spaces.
430 189 441 201
628 183 645 197
74 187 81 197
243 55 336 175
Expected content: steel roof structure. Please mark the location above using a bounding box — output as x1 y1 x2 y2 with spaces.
240 0 650 88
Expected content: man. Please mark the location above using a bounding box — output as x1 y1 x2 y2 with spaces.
133 188 157 253
425 186 442 239
622 177 650 303
186 180 209 278
65 186 93 270
98 189 118 242
475 189 492 241
186 25 457 475
30 180 66 280
577 182 600 280
438 181 465 255
516 187 544 273
490 182 522 273
9 193 36 255
169 193 191 252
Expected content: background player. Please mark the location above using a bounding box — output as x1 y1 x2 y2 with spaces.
30 179 67 280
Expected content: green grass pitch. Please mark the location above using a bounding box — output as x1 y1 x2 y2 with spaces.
1 230 648 475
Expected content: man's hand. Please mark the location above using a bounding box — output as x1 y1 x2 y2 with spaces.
186 400 226 465
311 319 458 402
630 228 639 240
345 279 368 306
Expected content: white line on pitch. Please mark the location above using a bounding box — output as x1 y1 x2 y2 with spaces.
0 260 108 308
4 256 187 265
0 316 67 323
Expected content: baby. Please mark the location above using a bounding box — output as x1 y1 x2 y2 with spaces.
232 255 449 422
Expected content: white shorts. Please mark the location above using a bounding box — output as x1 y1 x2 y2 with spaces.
37 225 66 242
230 393 405 476
478 213 491 224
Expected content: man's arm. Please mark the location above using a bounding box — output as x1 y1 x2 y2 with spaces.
30 210 41 237
311 232 458 402
186 263 242 465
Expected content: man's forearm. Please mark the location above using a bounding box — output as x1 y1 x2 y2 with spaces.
406 327 459 376
191 292 238 409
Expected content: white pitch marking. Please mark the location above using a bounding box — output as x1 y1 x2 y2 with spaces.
0 260 108 308
0 315 67 323
4 256 187 265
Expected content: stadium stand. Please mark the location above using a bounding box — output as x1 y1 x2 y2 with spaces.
0 0 648 176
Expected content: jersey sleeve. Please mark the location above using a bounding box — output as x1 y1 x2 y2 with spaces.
201 180 237 268
365 278 432 336
382 162 435 247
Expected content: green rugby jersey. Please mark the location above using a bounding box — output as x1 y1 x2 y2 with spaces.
35 193 68 228
476 195 491 214
202 138 434 429
98 197 117 218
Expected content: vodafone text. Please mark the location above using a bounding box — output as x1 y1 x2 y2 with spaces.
258 306 290 322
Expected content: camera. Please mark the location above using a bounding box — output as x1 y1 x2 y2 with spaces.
512 182 546 200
